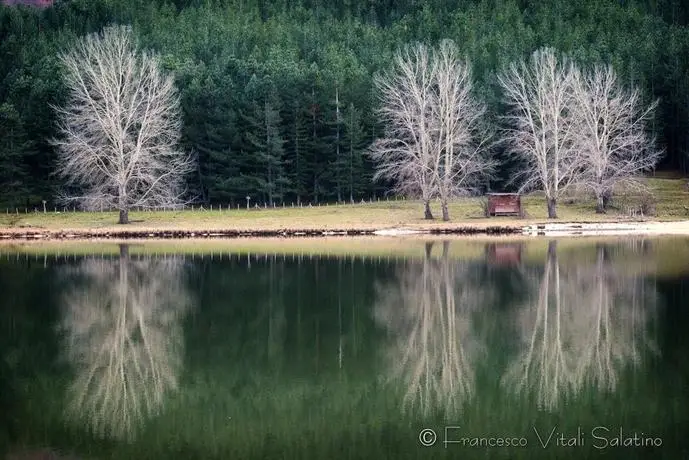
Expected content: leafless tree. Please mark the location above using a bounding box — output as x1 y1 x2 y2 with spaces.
59 246 192 441
433 40 495 221
502 241 658 410
571 65 662 213
52 25 194 224
369 41 492 220
373 241 486 418
500 48 583 219
369 43 438 219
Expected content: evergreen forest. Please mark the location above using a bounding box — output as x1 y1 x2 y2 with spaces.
2 0 689 208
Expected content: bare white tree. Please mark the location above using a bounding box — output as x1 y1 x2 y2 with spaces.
369 41 493 220
433 40 495 221
59 246 192 441
571 65 662 213
499 48 583 219
369 43 438 219
52 25 194 224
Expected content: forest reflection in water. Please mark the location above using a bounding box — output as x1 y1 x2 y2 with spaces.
374 239 660 419
16 236 673 458
58 245 193 441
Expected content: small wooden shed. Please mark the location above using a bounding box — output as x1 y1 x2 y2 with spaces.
486 193 522 217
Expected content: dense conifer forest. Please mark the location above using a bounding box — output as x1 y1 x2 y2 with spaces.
2 0 689 208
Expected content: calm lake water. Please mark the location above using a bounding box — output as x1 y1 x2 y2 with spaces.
1 238 688 460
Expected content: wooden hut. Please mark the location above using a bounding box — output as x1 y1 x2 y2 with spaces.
486 193 522 217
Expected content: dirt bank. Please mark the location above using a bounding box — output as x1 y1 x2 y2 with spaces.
1 220 688 241
0 225 522 240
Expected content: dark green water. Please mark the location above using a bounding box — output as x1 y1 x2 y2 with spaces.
1 239 688 460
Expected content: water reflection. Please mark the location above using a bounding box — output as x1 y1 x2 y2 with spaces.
58 245 192 441
374 239 660 417
374 241 487 419
502 241 659 410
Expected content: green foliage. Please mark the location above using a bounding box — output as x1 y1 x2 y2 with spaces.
1 0 689 206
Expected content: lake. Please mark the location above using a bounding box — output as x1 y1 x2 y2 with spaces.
1 237 688 459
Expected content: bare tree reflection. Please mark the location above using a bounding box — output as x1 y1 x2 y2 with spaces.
59 245 192 441
374 241 486 418
502 241 658 410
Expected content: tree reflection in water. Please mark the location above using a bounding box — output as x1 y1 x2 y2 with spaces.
374 241 488 419
502 241 659 411
59 245 192 441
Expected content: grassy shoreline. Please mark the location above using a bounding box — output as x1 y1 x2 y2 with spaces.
0 176 687 239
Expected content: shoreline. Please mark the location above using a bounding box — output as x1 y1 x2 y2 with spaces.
1 220 688 240
0 225 523 240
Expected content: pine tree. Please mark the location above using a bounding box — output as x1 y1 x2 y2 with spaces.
343 102 367 202
0 102 31 207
